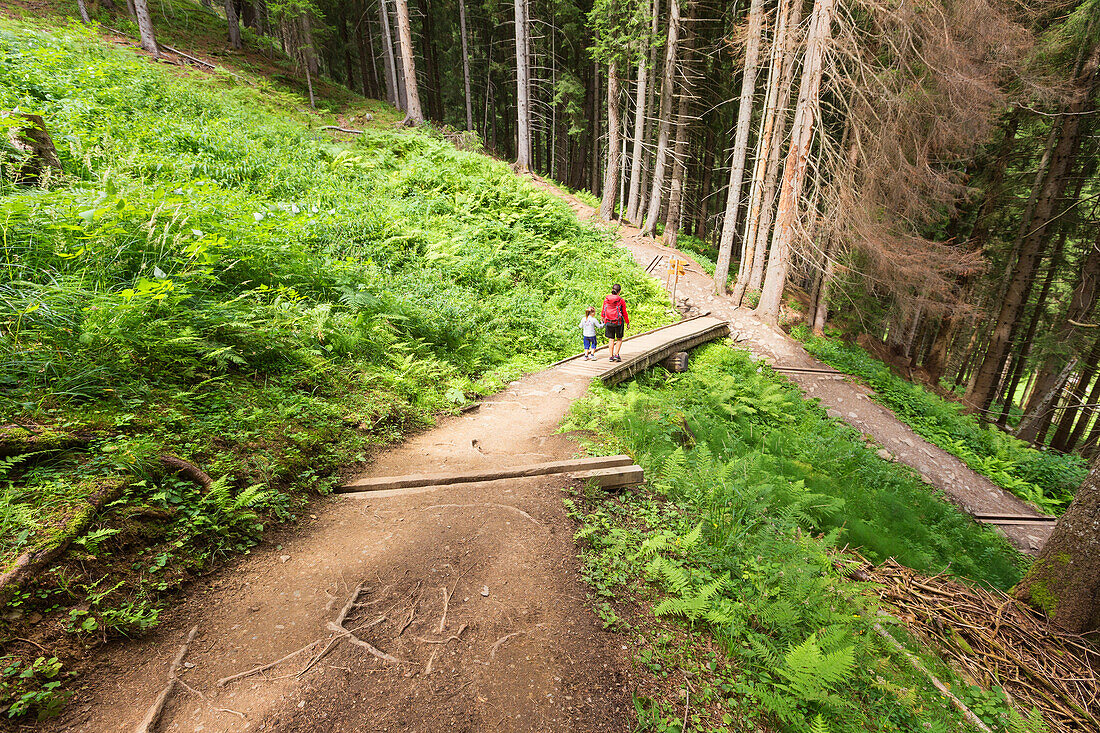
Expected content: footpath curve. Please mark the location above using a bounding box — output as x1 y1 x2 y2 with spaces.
529 175 1053 555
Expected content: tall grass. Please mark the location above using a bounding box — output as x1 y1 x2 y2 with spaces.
0 18 672 655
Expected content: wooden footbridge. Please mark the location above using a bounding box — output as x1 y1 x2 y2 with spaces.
553 314 730 385
339 315 730 494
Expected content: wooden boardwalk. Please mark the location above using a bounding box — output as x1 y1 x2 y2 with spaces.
554 314 730 385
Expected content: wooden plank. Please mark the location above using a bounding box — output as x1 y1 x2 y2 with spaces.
975 516 1057 526
338 454 635 493
601 320 730 386
567 464 644 489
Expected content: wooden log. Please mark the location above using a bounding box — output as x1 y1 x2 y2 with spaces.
567 464 644 489
663 351 689 373
339 455 635 493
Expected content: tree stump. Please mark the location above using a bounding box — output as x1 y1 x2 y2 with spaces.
4 113 62 184
663 351 690 373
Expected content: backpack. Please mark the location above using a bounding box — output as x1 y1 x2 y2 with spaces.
601 296 623 325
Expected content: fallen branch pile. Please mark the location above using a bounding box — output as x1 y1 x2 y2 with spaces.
860 559 1100 733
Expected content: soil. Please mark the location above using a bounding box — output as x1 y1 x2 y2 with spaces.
529 175 1053 554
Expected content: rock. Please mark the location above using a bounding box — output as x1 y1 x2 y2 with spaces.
847 412 858 419
279 554 291 563
876 448 893 462
900 438 914 447
2 609 21 623
27 611 42 624
480 585 490 597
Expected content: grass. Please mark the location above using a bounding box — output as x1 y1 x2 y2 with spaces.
792 326 1087 514
0 18 674 718
564 342 1038 732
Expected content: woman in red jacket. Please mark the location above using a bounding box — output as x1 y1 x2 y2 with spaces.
600 284 630 362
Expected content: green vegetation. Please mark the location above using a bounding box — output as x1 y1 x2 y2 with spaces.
793 328 1087 514
566 343 1035 732
0 19 671 710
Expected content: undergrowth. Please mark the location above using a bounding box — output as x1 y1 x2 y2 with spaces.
792 327 1086 514
0 19 672 718
565 343 1038 732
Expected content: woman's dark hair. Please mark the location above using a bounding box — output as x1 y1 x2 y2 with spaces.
611 284 621 294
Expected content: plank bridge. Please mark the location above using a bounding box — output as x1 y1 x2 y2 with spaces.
554 314 730 385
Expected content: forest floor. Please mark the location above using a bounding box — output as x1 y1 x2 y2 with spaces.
527 175 1054 555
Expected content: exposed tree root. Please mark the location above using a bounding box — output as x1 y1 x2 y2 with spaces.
135 625 199 733
157 455 214 491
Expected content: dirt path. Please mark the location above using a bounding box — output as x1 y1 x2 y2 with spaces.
529 175 1052 554
50 366 638 732
49 317 727 732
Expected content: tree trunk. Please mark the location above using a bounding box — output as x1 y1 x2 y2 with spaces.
996 225 1071 426
695 127 714 238
134 0 158 57
641 0 682 237
341 13 356 89
599 60 623 221
1052 334 1100 452
1017 358 1080 444
395 0 424 124
755 0 836 324
713 0 764 295
459 0 473 130
379 0 400 107
749 0 802 294
811 243 834 336
663 32 694 250
76 0 91 24
1019 230 1100 441
357 4 378 98
225 0 243 49
421 0 444 121
626 0 658 224
1016 455 1100 633
636 8 662 225
734 0 790 305
514 0 532 170
965 39 1100 412
1071 370 1100 453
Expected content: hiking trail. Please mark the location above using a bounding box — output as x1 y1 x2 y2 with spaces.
48 320 724 732
527 174 1055 555
48 171 1050 733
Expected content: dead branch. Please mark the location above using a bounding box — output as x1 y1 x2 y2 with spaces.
489 631 525 661
135 625 198 733
438 586 450 634
856 556 1100 733
321 126 364 134
415 623 468 644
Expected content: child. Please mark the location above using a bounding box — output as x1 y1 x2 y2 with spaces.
579 306 603 360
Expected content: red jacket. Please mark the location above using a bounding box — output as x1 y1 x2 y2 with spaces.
601 295 629 326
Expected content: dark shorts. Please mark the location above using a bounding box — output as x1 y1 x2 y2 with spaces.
583 335 597 350
605 322 624 340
